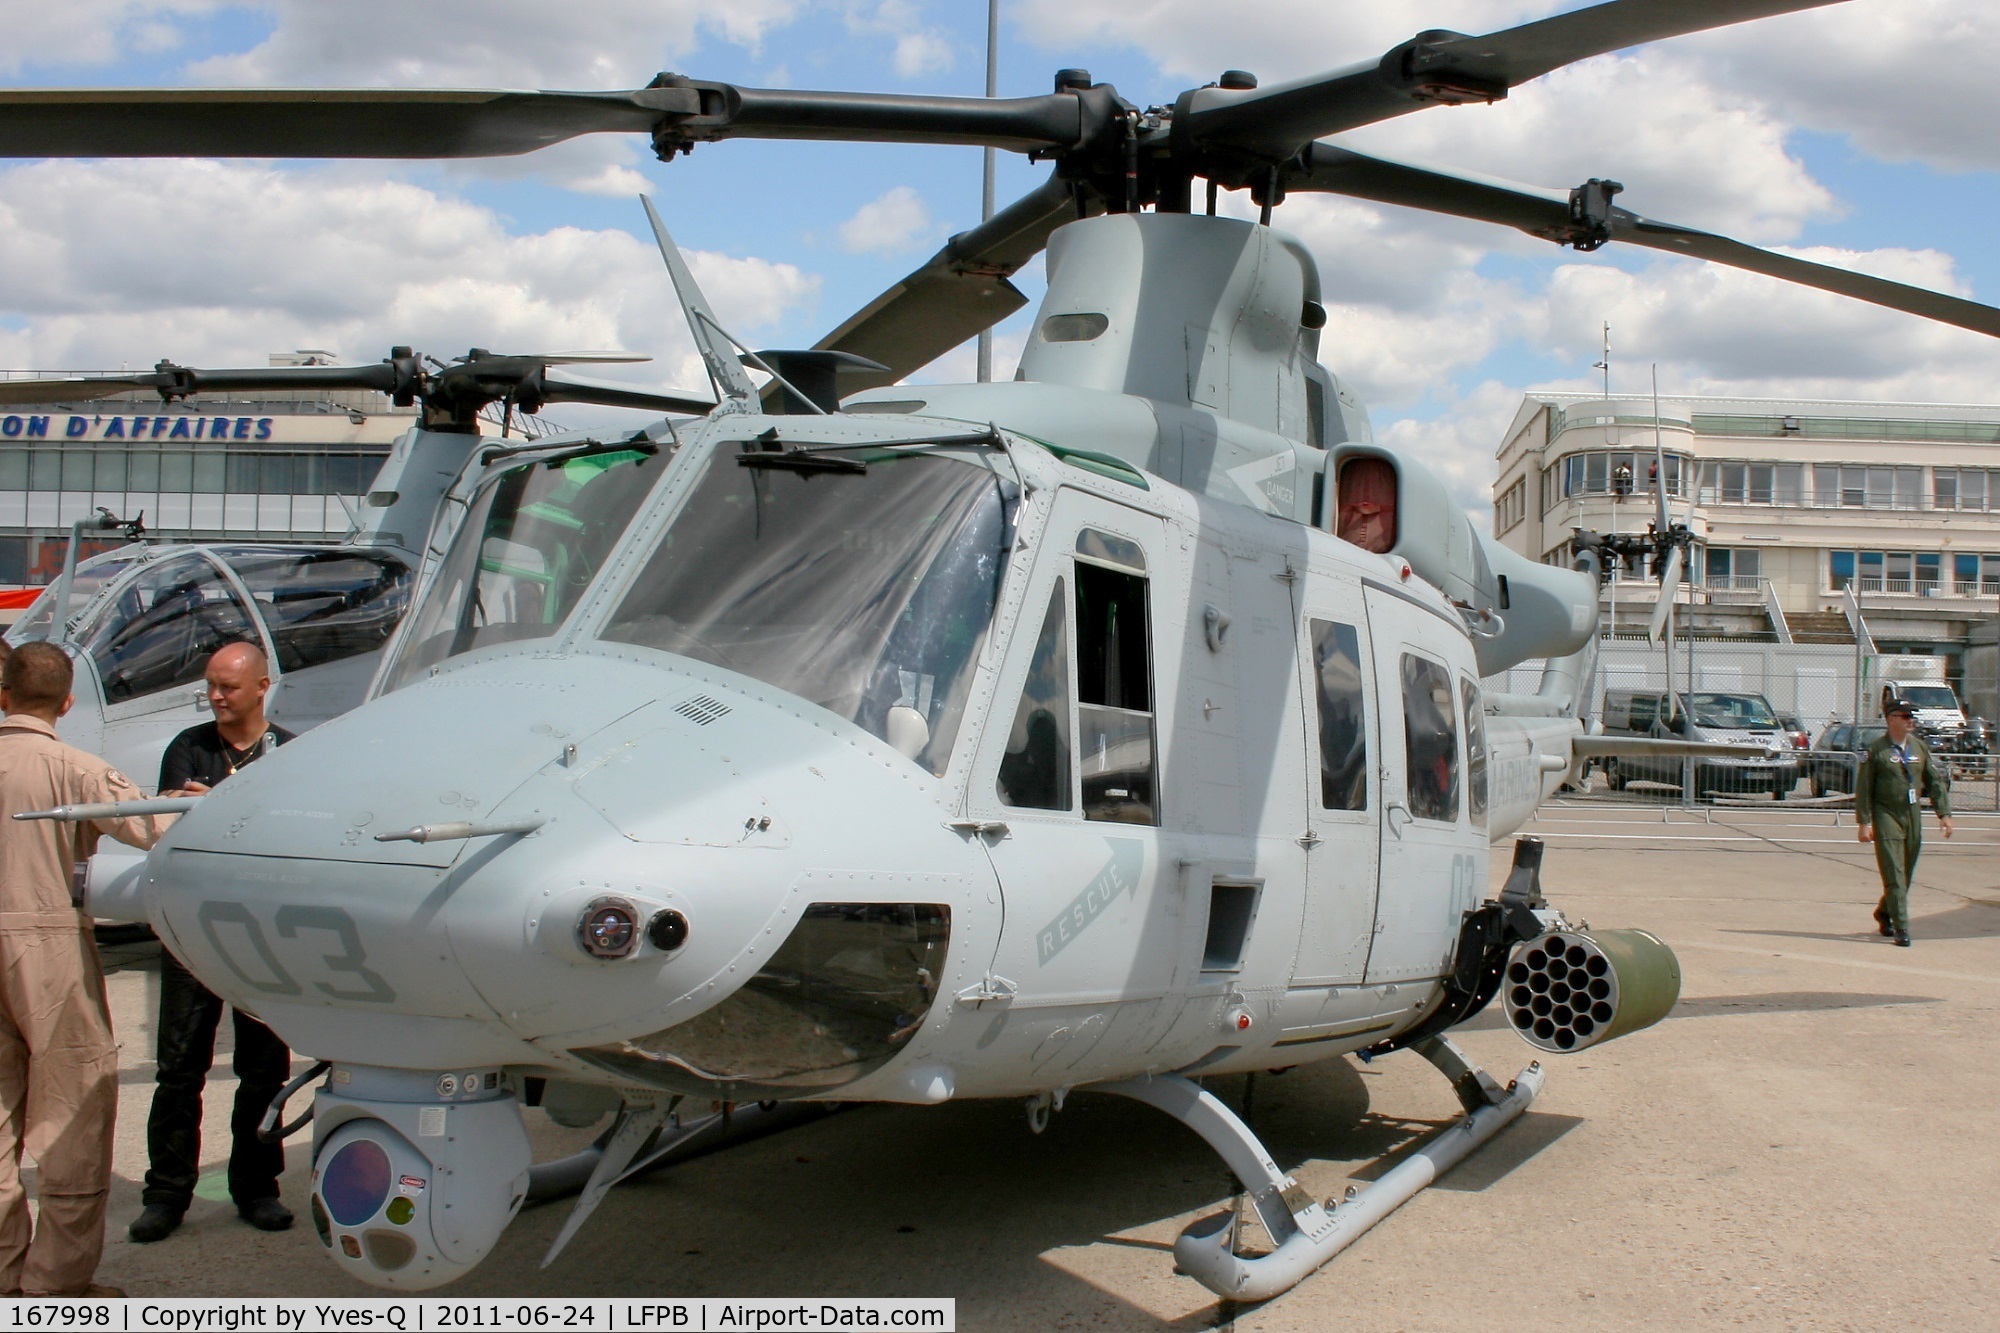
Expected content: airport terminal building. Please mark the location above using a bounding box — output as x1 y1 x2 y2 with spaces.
1493 392 2000 639
0 355 419 586
1491 392 2000 719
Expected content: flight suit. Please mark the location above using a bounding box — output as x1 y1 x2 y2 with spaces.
1853 731 1951 935
0 715 167 1295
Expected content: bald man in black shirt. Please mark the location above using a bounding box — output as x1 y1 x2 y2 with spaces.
130 643 296 1243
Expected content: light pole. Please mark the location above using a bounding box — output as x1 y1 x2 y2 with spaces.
1610 463 1631 634
976 0 999 383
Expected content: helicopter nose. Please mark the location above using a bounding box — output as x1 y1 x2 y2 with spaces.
145 649 992 1098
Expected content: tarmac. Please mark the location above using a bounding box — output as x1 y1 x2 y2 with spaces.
62 804 2000 1328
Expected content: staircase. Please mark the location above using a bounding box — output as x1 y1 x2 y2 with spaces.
1784 610 1855 645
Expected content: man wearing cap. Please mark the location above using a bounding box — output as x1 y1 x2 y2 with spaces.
1855 698 1953 947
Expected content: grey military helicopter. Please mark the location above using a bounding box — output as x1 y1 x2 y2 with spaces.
8 0 1998 1301
1 349 709 782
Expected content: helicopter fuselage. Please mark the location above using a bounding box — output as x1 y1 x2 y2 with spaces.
139 411 1561 1110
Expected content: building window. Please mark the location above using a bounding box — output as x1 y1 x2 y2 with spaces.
1494 478 1527 535
1934 468 1997 510
1696 460 1802 506
1831 549 2000 595
1557 450 1689 502
1811 465 1922 509
1705 548 1761 588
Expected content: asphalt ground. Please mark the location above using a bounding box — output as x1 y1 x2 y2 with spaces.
54 805 2000 1328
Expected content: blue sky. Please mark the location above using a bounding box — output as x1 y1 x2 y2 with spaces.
3 0 1998 518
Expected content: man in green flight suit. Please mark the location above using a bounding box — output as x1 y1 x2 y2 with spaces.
1855 698 1953 947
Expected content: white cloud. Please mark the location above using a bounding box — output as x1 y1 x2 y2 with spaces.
557 163 655 199
0 160 819 399
187 1 802 88
1675 0 2000 173
893 31 954 78
3 0 805 84
1376 379 1530 522
1533 248 2000 402
845 0 954 80
838 185 933 255
1341 55 1836 244
0 1 219 75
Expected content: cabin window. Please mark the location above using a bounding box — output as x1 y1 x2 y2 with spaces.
77 554 256 704
222 549 411 674
1400 653 1460 822
1462 677 1488 827
1075 542 1157 825
1040 312 1109 343
1308 619 1367 811
1336 457 1397 553
997 580 1073 812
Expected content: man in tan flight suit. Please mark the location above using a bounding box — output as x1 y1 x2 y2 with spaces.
0 642 169 1297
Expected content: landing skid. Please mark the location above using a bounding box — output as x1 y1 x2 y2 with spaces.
1094 1036 1542 1302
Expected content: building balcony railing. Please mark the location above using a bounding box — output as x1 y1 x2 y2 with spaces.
1841 576 2000 598
1549 490 2000 517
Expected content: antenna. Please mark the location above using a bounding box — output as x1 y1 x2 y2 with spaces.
639 195 758 406
1592 322 1610 398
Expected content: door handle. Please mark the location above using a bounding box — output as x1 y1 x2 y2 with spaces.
1384 802 1411 838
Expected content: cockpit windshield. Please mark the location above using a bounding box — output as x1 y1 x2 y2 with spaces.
382 446 664 691
601 446 1013 775
6 553 138 644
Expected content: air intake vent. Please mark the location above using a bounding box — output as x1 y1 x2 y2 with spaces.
674 695 731 726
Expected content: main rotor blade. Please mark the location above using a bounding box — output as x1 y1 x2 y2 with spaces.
0 374 167 405
535 371 712 417
1648 545 1683 644
1290 144 2000 341
812 174 1088 394
1181 0 1843 162
0 83 1086 160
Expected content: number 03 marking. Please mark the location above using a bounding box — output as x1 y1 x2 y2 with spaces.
275 905 399 1004
196 900 398 1004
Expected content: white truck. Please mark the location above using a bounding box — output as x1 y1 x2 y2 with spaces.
1876 656 1969 748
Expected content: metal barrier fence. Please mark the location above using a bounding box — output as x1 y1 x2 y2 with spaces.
1567 750 1997 812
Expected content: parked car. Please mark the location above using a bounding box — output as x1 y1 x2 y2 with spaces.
1939 714 1992 758
1600 688 1802 799
1776 711 1811 754
1805 722 1886 796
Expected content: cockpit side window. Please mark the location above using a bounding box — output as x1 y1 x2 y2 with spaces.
1462 676 1488 828
1400 652 1460 822
997 578 1073 812
1075 538 1157 825
1309 619 1368 811
384 448 660 690
78 555 256 704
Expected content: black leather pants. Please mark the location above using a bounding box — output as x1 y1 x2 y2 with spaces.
140 950 290 1211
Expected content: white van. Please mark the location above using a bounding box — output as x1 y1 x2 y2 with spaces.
1599 688 1799 799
